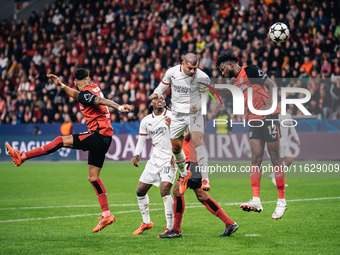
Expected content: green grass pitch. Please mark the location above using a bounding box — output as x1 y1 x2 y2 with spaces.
0 162 339 254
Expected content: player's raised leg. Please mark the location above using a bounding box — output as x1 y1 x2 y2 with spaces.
89 164 115 233
133 182 153 235
240 139 264 212
194 188 238 236
159 181 174 235
267 141 287 219
5 135 72 166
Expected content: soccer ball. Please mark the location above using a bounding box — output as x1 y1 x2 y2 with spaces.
269 22 289 43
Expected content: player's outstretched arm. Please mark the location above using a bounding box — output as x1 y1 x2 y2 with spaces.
149 69 172 100
47 74 80 100
263 78 278 110
149 83 168 100
93 97 132 112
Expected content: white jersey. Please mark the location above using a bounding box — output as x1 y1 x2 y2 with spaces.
279 113 299 147
139 109 172 159
157 65 210 113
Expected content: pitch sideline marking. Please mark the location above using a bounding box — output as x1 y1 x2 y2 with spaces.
1 196 339 211
0 196 339 223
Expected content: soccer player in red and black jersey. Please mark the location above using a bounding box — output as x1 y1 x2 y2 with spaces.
216 52 287 220
5 69 133 232
159 129 238 238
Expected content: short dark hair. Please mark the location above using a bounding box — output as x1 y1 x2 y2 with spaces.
74 68 89 80
216 51 238 67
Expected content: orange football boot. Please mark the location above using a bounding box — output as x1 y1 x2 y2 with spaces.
92 214 115 233
179 170 191 195
133 222 153 235
5 143 23 166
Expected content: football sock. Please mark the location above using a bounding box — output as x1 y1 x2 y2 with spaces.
162 195 174 230
196 145 209 179
274 164 285 199
22 136 64 161
90 178 110 217
174 151 186 174
137 194 150 224
278 198 286 204
203 197 234 226
173 196 185 233
250 164 262 198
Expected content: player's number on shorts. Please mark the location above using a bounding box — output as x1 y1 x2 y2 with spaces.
267 125 277 136
163 166 170 174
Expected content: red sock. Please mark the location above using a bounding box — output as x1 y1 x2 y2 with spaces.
274 165 285 199
22 136 64 160
90 178 109 213
203 197 234 226
250 164 262 198
173 196 184 233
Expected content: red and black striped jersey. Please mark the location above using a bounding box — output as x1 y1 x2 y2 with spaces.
234 65 279 121
78 83 113 137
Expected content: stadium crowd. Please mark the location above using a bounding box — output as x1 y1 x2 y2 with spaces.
0 0 340 125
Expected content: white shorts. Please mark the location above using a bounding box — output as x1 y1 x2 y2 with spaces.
170 111 204 139
280 145 292 158
139 156 176 187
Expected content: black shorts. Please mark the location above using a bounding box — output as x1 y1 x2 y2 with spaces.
248 113 281 142
73 131 112 168
181 161 202 190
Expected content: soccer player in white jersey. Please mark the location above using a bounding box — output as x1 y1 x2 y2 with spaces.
132 96 176 236
149 53 211 193
269 104 300 186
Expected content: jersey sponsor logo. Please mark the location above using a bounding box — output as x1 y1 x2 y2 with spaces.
173 84 191 94
149 126 167 136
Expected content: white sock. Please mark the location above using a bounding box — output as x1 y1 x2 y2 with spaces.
278 198 286 204
137 194 150 224
174 151 186 173
196 145 208 179
253 197 261 203
162 195 174 229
